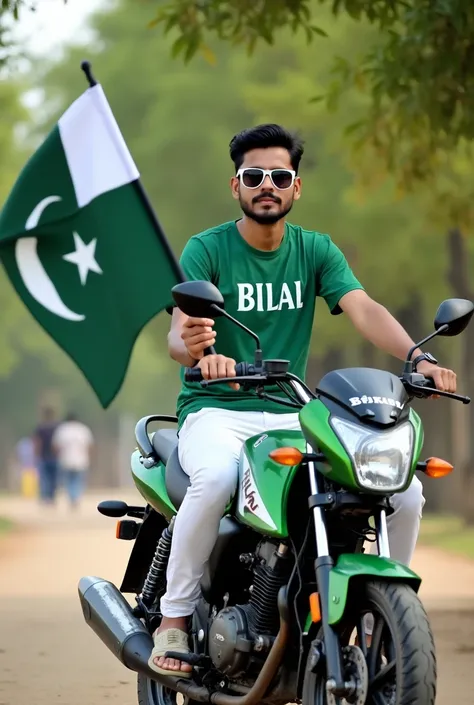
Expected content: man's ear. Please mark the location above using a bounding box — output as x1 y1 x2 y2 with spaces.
230 175 240 201
293 176 302 201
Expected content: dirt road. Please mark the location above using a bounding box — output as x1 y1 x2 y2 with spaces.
0 491 473 705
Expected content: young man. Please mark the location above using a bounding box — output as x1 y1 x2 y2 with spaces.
150 124 457 676
52 412 94 510
33 406 59 505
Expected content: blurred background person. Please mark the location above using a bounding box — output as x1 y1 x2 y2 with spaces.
33 406 59 505
52 412 94 510
14 434 38 498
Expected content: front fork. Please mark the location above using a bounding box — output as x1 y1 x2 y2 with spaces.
307 445 390 697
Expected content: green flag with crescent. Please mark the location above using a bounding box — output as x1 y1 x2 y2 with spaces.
0 74 182 408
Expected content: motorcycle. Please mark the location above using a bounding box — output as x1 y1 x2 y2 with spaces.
78 281 474 705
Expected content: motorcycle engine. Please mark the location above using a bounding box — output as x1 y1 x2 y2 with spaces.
208 540 290 678
208 605 254 676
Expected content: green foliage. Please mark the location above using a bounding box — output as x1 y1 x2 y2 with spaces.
419 514 474 560
149 0 325 63
145 0 474 193
5 1 474 194
0 516 13 534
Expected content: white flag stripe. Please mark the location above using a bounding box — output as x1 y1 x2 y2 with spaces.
58 84 140 209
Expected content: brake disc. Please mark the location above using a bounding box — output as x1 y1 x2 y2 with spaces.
326 645 368 705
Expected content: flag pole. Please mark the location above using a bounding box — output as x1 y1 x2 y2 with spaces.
80 60 186 284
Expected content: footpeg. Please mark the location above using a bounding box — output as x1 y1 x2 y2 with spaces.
164 651 212 668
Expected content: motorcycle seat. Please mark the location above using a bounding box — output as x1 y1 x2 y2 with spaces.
152 429 191 510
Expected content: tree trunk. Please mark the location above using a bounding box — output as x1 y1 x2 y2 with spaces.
447 227 474 524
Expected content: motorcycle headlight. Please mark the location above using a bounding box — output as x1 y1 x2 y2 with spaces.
331 417 413 492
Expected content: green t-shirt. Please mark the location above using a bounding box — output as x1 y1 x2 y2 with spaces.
175 220 363 426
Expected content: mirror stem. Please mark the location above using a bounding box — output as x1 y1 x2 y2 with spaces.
210 304 262 351
403 324 449 374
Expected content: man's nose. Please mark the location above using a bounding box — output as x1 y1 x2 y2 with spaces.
261 175 274 189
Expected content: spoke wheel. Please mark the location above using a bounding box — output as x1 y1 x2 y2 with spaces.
302 581 436 705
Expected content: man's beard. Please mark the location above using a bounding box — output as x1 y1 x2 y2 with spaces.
240 195 294 225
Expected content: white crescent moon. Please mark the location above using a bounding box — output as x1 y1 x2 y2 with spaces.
15 196 85 322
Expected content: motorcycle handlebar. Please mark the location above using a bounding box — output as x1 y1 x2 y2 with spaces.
184 361 253 383
185 365 470 404
402 374 471 404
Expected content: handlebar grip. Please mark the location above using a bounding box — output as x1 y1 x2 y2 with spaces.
184 366 204 382
184 360 251 383
184 346 216 382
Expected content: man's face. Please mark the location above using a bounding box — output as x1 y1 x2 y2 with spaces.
231 147 301 225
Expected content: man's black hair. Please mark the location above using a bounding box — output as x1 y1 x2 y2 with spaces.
229 124 305 173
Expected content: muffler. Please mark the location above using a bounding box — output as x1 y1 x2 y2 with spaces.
78 576 159 675
78 577 289 705
78 577 215 700
78 575 204 691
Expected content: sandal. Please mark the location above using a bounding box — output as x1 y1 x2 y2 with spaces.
148 628 192 678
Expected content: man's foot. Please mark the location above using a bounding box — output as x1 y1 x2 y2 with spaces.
148 616 193 677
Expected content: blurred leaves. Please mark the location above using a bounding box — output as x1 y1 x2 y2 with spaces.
144 0 474 194
149 0 328 63
4 0 474 196
0 0 67 68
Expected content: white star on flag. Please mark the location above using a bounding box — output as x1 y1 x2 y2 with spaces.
63 232 103 285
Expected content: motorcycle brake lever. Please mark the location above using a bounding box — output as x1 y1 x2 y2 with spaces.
409 384 470 404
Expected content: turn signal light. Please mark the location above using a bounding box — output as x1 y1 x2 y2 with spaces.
424 457 454 478
269 447 304 466
115 519 140 540
310 592 322 623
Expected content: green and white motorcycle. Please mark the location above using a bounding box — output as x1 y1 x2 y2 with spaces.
79 282 473 705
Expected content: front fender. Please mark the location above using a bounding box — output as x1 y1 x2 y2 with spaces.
328 553 421 624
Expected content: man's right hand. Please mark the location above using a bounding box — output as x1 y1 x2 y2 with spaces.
197 355 240 390
180 317 216 360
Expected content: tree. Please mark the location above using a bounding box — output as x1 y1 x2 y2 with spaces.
4 1 474 187
144 1 474 187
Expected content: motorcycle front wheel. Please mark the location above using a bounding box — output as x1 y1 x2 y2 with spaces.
302 580 436 705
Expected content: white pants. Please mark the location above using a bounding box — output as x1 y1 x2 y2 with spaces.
160 408 425 618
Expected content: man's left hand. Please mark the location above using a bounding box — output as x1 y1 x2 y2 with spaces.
416 361 457 394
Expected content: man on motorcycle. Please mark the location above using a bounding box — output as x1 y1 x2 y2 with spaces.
149 124 457 677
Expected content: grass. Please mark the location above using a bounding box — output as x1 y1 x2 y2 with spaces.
419 514 474 560
0 516 13 535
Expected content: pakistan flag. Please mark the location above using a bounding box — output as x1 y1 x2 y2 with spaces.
0 82 182 407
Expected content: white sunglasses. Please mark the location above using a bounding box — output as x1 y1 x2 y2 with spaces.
237 167 296 191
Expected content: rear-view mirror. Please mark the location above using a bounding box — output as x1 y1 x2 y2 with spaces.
434 298 474 337
171 280 225 318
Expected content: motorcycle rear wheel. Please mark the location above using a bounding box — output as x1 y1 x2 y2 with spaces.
302 580 436 705
137 674 198 705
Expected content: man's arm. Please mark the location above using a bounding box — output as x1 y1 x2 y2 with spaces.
339 289 457 392
168 308 216 367
168 309 238 387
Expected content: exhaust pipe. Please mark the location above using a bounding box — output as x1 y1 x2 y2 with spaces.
78 576 199 689
78 577 289 705
79 576 156 675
